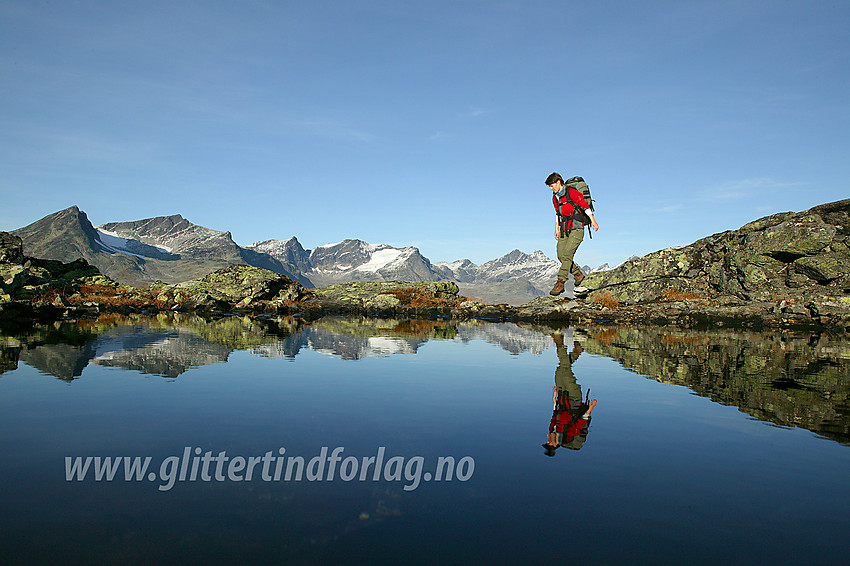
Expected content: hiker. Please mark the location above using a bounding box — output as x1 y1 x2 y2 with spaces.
546 172 599 296
542 332 597 456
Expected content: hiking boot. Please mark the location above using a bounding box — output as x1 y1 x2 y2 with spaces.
573 270 585 286
549 279 565 296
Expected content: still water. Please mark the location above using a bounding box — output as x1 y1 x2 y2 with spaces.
1 315 848 565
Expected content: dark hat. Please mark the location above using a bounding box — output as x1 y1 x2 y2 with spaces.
545 172 564 185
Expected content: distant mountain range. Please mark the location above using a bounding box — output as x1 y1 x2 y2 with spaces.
11 206 623 304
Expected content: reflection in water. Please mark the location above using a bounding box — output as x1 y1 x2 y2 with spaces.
1 315 849 445
579 326 850 446
543 332 598 456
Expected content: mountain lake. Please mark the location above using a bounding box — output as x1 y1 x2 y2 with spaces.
1 315 848 565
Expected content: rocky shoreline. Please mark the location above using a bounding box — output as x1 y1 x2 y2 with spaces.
2 199 849 333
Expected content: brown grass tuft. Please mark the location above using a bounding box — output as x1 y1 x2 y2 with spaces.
660 289 704 302
591 293 620 309
379 288 452 308
67 284 169 310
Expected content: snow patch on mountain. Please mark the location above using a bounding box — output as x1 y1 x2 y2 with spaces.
97 229 173 254
355 247 406 272
94 228 176 260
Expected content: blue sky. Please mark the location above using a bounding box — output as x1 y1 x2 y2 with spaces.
1 1 848 267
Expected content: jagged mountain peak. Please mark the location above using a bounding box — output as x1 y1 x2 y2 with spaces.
11 204 102 262
252 236 301 248
11 206 312 287
97 214 237 257
304 239 436 285
248 237 311 274
497 249 529 261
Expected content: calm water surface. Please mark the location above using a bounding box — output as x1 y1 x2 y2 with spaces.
1 315 848 565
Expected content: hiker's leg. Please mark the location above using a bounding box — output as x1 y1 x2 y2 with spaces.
555 235 571 282
555 350 582 400
559 228 584 280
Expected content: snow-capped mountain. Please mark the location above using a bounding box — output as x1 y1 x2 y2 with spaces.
249 238 439 287
434 249 559 288
250 237 312 274
11 207 310 287
98 215 233 259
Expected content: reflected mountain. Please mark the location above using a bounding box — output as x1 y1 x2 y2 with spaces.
574 326 850 446
0 316 554 377
89 328 234 377
2 315 848 445
455 320 552 355
4 315 292 379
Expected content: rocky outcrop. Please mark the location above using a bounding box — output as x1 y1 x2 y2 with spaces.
1 231 102 324
0 231 308 323
298 280 474 318
577 199 850 330
166 265 307 312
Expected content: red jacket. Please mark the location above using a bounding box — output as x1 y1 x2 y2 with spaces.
550 412 589 444
552 187 591 232
549 393 589 444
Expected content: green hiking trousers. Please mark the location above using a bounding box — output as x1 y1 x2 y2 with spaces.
556 228 584 282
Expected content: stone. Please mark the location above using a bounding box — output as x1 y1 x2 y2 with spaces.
794 253 848 282
747 215 836 259
0 232 24 264
738 212 796 234
366 294 401 310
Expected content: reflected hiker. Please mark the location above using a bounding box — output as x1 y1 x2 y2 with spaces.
542 332 597 457
546 172 599 296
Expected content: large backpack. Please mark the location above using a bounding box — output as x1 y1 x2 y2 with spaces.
565 176 595 237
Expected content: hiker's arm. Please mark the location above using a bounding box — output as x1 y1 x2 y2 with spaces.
587 211 599 231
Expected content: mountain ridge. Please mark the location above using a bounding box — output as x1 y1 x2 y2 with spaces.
13 206 311 287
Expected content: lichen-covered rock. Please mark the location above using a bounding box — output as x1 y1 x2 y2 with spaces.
746 214 836 258
176 264 303 312
581 199 849 317
513 296 578 318
794 253 848 282
0 232 25 264
365 294 401 310
737 212 796 234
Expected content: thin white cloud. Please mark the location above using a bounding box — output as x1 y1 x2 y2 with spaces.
3 127 160 168
701 178 807 201
658 204 682 213
294 118 378 143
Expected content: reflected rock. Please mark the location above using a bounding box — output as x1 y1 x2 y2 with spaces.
578 326 850 445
